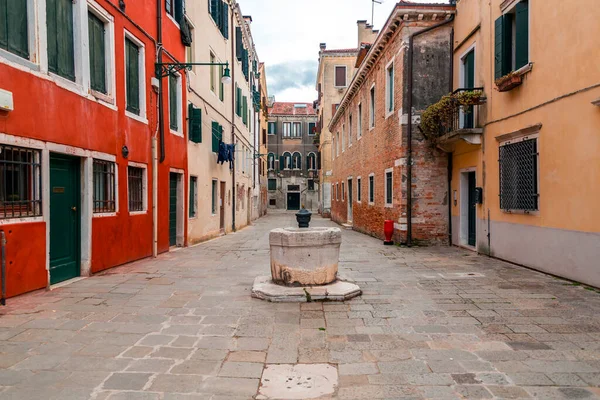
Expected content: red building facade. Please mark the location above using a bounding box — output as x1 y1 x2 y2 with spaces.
0 0 188 298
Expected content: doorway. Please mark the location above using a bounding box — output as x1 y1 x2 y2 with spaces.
460 170 477 248
287 192 300 211
49 154 80 285
169 173 178 246
220 181 226 232
347 178 353 222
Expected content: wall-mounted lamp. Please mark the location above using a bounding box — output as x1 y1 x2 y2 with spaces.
122 145 129 159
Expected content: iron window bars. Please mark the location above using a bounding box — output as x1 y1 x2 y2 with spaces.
0 145 42 219
93 159 116 213
128 166 144 212
499 138 539 211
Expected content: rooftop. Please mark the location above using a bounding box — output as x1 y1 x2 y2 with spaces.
269 102 316 116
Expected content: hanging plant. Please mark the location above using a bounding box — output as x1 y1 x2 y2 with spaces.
419 90 484 140
495 72 523 92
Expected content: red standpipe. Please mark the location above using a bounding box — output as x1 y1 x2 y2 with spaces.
384 220 394 246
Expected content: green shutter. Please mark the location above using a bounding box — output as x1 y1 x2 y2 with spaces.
221 1 229 39
279 156 284 171
188 103 202 143
47 0 75 81
88 12 106 94
515 1 529 70
494 16 504 80
189 177 195 217
235 27 243 60
1 0 29 58
125 39 140 114
242 96 247 125
236 86 242 116
165 0 171 15
212 121 221 153
175 0 184 23
219 65 224 101
169 75 178 130
210 0 220 26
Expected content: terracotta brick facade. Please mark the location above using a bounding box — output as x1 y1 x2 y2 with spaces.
329 13 453 245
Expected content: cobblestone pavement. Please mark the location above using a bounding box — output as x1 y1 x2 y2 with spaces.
1 213 600 399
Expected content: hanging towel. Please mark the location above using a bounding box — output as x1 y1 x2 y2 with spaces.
217 141 228 165
227 144 235 170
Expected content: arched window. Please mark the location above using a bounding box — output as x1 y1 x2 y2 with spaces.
282 152 292 169
292 152 302 170
307 152 316 170
267 153 275 171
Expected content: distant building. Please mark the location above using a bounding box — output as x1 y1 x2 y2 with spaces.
257 62 269 218
267 103 319 211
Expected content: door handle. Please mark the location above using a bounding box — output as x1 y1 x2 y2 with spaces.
71 207 77 211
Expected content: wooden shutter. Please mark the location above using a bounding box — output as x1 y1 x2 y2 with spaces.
210 0 219 25
1 0 29 58
88 12 106 94
169 75 178 130
221 1 229 39
165 0 171 15
212 121 221 153
494 16 504 80
242 96 248 125
47 0 75 81
335 66 345 87
515 1 529 70
235 27 243 60
189 177 196 218
188 103 202 143
219 65 224 101
174 0 184 23
125 39 140 114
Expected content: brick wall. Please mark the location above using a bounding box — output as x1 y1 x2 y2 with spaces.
330 23 452 245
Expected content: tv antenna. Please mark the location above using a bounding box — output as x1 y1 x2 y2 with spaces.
372 0 383 26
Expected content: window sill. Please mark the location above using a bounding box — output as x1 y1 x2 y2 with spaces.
126 111 148 125
166 13 180 28
91 90 114 105
385 203 393 208
368 202 374 206
369 125 375 132
129 210 148 216
385 110 394 119
0 49 39 72
93 212 117 218
501 209 539 216
189 216 198 220
170 129 184 137
0 216 44 225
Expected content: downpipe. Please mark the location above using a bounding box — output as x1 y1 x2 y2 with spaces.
1 231 6 306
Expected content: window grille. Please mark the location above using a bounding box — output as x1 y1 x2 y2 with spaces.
0 145 42 219
93 159 115 213
128 166 144 212
499 138 538 211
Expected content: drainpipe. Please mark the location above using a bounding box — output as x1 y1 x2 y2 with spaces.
152 137 158 256
157 0 165 163
406 14 455 247
448 26 454 246
1 231 6 306
230 4 236 232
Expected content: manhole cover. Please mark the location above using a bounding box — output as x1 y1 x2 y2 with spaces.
258 364 338 399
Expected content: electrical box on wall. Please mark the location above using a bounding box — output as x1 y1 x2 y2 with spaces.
475 187 483 204
0 89 14 111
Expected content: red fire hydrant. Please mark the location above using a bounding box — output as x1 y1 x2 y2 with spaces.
384 220 394 246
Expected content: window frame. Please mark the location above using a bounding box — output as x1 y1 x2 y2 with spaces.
348 114 353 147
168 71 183 136
189 175 198 218
357 103 362 139
267 153 275 171
334 65 347 88
282 122 291 138
357 176 362 203
268 121 276 135
385 60 394 118
92 159 117 215
292 122 302 138
369 84 376 129
210 51 216 93
292 152 301 170
211 179 218 215
127 162 148 215
368 173 375 205
124 30 147 124
87 1 116 103
498 134 539 214
268 178 277 192
0 144 42 221
307 152 316 171
282 152 292 170
385 168 393 207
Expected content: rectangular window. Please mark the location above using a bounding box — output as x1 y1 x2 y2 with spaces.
185 25 194 64
88 11 107 94
269 199 276 206
169 74 179 131
128 166 145 212
348 114 353 145
495 0 529 79
369 175 374 203
357 177 362 202
499 138 538 211
308 122 316 135
268 178 277 191
189 176 197 218
188 103 202 143
211 121 223 153
0 0 29 58
268 122 276 134
342 182 345 201
242 96 248 125
47 0 75 81
125 38 140 115
334 66 347 87
386 63 394 113
166 0 184 23
0 145 42 219
235 86 242 116
358 103 362 138
93 159 115 213
292 122 301 138
283 122 291 138
308 179 315 191
385 170 393 205
219 65 224 101
369 86 375 128
211 179 218 214
210 52 216 92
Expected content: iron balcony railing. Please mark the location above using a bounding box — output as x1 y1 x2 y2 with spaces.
438 87 486 136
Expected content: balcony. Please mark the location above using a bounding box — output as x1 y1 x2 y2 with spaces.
420 88 486 152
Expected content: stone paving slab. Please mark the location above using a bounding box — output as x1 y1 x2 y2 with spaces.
1 213 600 399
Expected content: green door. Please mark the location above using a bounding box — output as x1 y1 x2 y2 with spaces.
467 172 477 247
287 193 300 211
49 154 80 285
463 50 475 129
169 173 178 246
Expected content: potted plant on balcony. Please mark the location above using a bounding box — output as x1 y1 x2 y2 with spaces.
495 71 523 92
419 89 484 140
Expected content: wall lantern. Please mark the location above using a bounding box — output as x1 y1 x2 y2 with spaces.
122 145 129 159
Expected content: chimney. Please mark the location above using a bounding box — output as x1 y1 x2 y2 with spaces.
320 43 327 52
243 15 252 26
357 20 378 47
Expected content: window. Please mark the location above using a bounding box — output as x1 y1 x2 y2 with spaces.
125 36 142 116
185 24 194 64
211 121 223 153
0 145 42 219
188 103 202 143
88 12 107 94
93 159 115 213
292 122 301 138
242 96 248 125
189 176 197 218
166 0 184 23
235 85 241 116
211 179 218 214
386 62 394 114
385 170 393 205
342 182 345 201
210 52 216 92
348 114 353 146
495 0 529 79
209 0 229 39
334 66 347 87
128 166 145 212
267 153 275 170
47 0 75 81
357 177 362 202
283 122 291 138
369 175 374 204
268 178 277 191
369 85 375 128
282 152 291 169
292 152 301 170
269 199 276 206
308 179 315 191
268 122 276 135
308 122 316 135
358 103 362 138
336 132 340 156
219 65 224 101
341 125 345 152
0 1 28 58
169 73 182 133
332 137 335 160
307 153 316 170
499 138 538 211
333 183 336 201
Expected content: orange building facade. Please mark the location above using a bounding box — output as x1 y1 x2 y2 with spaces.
0 0 189 298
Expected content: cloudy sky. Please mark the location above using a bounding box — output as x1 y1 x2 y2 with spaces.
238 0 448 102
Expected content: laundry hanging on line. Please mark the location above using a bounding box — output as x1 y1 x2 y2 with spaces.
217 141 235 169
